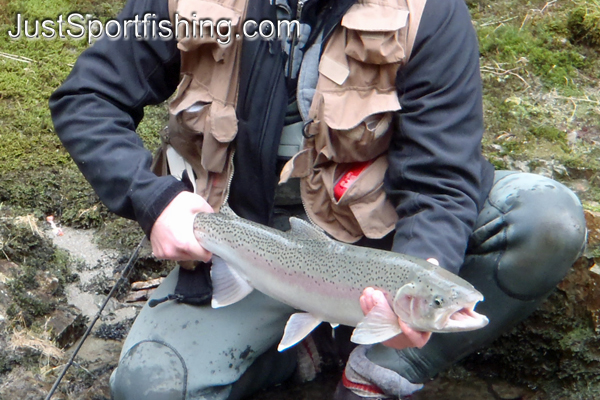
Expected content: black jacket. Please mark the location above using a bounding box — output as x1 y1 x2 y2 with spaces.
49 0 495 274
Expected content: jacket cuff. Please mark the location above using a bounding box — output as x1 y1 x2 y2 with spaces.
136 177 191 238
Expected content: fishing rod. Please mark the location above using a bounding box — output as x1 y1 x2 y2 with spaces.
45 236 147 400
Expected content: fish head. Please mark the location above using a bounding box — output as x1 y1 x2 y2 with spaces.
391 272 489 333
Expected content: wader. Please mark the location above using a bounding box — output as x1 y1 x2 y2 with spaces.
110 171 586 399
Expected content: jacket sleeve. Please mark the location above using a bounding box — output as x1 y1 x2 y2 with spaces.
49 0 187 237
385 0 495 274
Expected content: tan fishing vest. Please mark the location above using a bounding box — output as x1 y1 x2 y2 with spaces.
160 0 427 243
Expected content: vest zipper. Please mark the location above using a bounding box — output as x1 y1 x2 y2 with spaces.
286 0 305 78
292 0 318 229
300 181 321 230
222 149 236 206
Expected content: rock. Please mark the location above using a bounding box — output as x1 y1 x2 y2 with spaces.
38 271 60 295
461 257 600 398
77 336 121 370
46 305 88 349
0 368 58 400
568 179 591 198
513 160 531 173
125 289 153 303
69 337 121 400
0 260 18 282
585 210 600 248
130 277 163 291
529 159 568 179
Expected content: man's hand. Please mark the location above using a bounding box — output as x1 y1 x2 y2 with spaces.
360 287 432 350
150 191 214 264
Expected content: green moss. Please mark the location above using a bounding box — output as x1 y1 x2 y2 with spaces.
479 23 587 88
0 0 167 230
528 125 567 144
568 0 600 48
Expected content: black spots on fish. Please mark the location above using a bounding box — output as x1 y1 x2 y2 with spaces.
239 346 254 360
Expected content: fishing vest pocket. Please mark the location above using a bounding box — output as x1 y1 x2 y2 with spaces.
164 110 235 210
290 0 414 242
301 153 398 243
169 74 237 174
341 1 410 65
163 0 246 209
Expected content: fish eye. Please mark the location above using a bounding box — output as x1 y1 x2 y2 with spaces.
433 296 444 308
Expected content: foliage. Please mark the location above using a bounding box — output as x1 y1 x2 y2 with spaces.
0 0 166 243
471 0 600 205
567 0 600 48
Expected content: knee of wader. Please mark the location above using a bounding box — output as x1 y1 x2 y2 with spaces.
110 340 187 400
492 173 587 300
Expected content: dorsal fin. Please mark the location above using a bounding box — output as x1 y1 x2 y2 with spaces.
289 217 331 241
219 203 237 217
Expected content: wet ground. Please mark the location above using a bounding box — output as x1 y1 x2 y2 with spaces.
248 367 543 400
0 222 591 399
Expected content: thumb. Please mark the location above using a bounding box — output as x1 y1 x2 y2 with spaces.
182 192 214 214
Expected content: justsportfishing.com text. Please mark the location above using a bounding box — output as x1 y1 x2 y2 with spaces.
7 13 300 45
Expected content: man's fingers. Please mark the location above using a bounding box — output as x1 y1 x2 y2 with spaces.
151 240 212 262
360 287 376 315
184 239 212 262
398 319 431 349
358 287 432 350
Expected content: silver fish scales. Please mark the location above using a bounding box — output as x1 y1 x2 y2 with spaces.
193 206 489 351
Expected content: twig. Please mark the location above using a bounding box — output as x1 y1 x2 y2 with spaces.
540 0 557 14
480 65 531 89
570 98 577 122
553 95 600 105
481 16 517 27
0 51 34 63
520 14 531 30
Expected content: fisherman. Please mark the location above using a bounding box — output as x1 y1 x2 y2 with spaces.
49 0 587 397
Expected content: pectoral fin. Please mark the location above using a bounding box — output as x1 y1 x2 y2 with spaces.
210 256 254 308
278 313 322 352
350 301 403 345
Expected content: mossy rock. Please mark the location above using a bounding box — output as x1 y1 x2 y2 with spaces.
0 209 76 324
462 257 600 398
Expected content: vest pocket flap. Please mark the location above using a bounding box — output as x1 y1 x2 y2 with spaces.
341 2 409 64
176 0 242 51
209 102 238 143
342 3 408 32
348 191 398 239
170 74 212 115
321 89 400 131
279 149 312 183
319 55 350 86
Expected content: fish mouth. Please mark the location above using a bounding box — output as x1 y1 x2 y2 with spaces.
440 302 489 332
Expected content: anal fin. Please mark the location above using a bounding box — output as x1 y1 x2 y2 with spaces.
278 313 322 352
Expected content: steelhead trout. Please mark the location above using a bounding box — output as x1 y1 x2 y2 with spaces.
193 207 489 351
